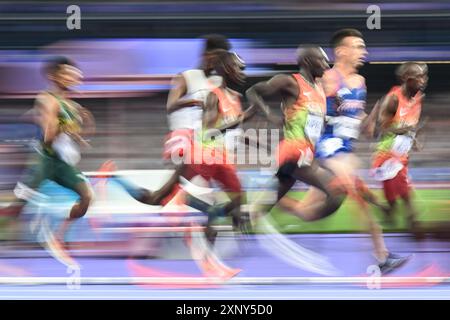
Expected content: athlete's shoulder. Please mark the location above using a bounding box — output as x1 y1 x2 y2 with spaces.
267 73 297 88
275 73 296 81
35 91 58 106
386 86 402 98
322 69 340 95
353 74 366 87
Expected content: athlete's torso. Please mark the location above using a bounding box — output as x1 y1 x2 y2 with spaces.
323 68 366 140
376 85 422 158
168 69 222 131
283 73 327 148
42 92 82 155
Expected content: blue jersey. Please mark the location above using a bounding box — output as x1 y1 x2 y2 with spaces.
316 69 366 159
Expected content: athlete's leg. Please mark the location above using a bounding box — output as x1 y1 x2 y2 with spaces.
55 180 93 241
277 161 345 221
68 181 93 219
52 158 93 240
97 160 183 205
208 163 245 232
0 153 47 217
396 169 420 234
355 176 391 214
324 153 389 261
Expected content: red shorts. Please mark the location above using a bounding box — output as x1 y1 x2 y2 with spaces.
382 166 411 202
183 162 241 194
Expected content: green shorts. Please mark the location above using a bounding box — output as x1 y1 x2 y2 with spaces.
21 151 88 193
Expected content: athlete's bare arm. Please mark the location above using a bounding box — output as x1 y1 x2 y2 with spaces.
412 116 429 151
203 91 220 129
77 104 96 136
321 69 340 97
166 74 203 114
379 94 415 135
245 74 298 126
361 98 382 138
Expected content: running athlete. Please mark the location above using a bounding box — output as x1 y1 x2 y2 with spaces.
281 30 408 271
183 49 249 240
164 34 231 159
0 57 94 221
99 35 231 208
369 62 428 233
246 45 345 222
0 57 95 267
100 49 250 244
263 30 411 272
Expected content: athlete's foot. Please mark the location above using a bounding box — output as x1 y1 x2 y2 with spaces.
378 253 412 275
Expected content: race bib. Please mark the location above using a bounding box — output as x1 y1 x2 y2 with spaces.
52 133 81 166
333 116 361 139
392 135 413 156
305 113 323 144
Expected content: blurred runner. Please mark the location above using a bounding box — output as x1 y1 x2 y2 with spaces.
301 29 409 272
0 56 96 268
369 62 428 235
99 49 251 245
246 45 345 224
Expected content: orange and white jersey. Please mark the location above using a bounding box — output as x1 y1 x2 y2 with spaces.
389 85 422 129
211 87 243 128
168 69 222 131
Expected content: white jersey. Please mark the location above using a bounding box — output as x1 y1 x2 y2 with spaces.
168 69 222 131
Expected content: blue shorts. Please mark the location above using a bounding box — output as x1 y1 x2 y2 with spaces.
315 134 353 159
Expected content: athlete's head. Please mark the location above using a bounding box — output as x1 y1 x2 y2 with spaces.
396 62 428 94
203 34 231 53
211 49 246 86
296 45 330 78
43 56 82 89
201 34 232 71
331 28 367 69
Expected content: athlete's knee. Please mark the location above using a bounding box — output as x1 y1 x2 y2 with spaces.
77 188 94 213
326 176 349 197
318 194 345 220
